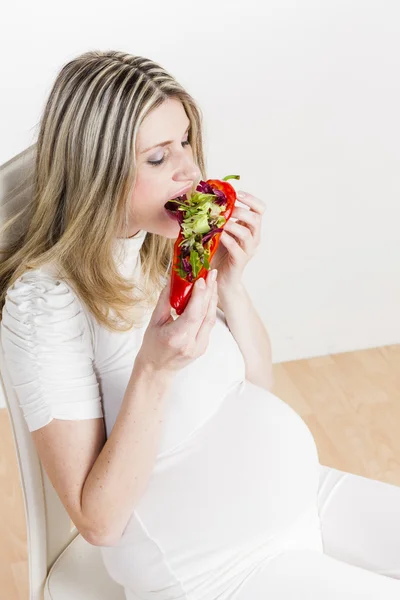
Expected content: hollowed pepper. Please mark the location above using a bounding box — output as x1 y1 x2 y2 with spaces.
164 174 240 315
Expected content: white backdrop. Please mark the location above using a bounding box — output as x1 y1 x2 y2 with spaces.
1 0 399 378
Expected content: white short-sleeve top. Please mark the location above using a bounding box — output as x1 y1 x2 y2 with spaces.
0 230 247 455
1 231 326 600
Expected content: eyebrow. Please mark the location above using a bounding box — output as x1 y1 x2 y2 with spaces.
140 122 191 154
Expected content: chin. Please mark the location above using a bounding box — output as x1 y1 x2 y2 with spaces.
161 212 181 238
165 222 180 239
146 223 179 241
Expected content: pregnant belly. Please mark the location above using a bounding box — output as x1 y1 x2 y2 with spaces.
102 381 323 597
145 380 321 542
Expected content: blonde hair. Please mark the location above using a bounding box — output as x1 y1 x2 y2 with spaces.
0 50 207 331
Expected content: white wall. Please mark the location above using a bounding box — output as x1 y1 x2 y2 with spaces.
1 0 399 378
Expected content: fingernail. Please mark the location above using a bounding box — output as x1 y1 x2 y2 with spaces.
237 191 246 199
197 278 206 289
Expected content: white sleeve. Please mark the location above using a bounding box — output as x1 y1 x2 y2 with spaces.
0 271 103 432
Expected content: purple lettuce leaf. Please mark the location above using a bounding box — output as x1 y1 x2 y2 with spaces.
196 180 227 206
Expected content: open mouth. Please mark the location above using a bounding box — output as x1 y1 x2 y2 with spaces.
164 194 189 223
165 193 187 207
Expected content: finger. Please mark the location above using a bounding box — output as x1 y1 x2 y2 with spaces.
196 280 218 347
236 191 267 215
176 274 213 335
230 207 261 236
151 277 172 325
221 224 252 254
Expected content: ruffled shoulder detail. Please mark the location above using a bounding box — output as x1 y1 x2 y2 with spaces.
1 270 103 432
4 270 85 331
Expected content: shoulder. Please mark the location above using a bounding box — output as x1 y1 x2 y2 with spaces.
1 269 102 432
1 268 94 356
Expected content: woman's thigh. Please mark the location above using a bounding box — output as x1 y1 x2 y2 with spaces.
233 547 400 599
318 463 400 579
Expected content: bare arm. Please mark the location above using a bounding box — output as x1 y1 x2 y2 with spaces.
32 359 173 547
30 271 218 548
218 283 274 391
81 359 172 544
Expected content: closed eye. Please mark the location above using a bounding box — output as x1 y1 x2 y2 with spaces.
148 139 191 167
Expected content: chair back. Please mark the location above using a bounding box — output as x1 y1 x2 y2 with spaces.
0 146 78 600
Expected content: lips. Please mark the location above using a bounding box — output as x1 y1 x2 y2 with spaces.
164 185 193 225
165 201 184 224
167 185 193 205
175 184 193 198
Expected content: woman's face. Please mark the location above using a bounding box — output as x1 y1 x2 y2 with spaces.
124 97 201 239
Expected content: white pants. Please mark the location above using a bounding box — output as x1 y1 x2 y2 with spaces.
113 376 400 600
232 463 400 598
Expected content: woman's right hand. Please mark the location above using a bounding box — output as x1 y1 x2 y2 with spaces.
135 269 219 375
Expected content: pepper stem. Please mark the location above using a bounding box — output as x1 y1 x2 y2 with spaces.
222 175 241 181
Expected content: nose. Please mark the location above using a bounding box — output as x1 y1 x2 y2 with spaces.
175 153 201 185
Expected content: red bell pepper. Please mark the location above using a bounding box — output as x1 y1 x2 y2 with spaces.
164 174 240 315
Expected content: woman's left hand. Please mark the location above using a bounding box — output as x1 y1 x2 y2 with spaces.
209 190 267 292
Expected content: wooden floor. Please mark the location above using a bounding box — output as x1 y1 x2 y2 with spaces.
1 344 399 599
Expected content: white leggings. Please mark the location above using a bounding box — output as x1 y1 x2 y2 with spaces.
318 463 400 579
233 463 400 598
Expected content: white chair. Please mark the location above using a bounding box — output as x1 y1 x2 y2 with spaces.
0 146 125 600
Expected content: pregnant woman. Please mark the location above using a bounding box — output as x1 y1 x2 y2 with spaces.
1 50 400 599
